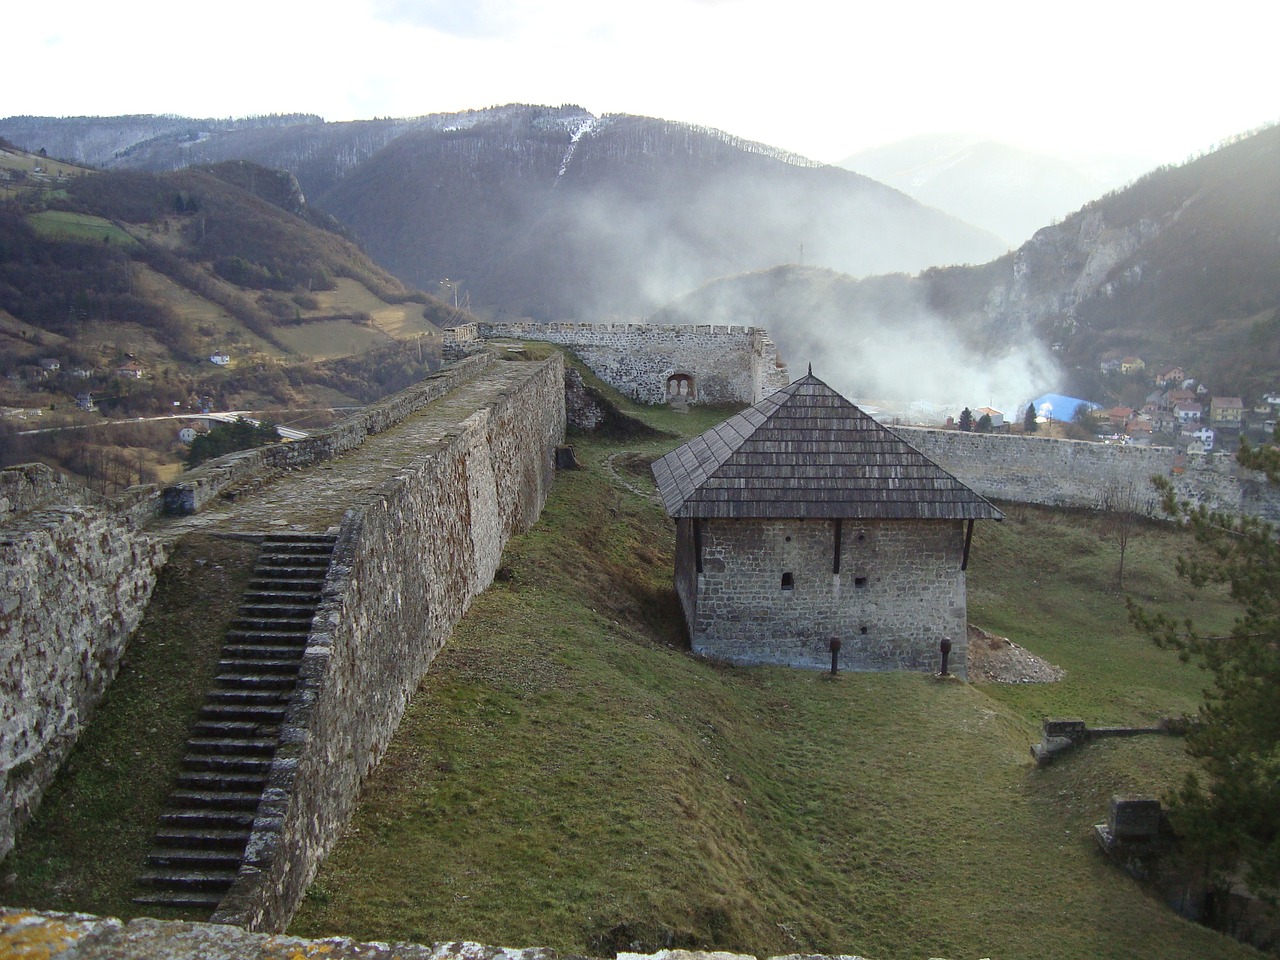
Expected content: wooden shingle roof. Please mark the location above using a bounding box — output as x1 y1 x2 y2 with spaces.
651 372 1003 521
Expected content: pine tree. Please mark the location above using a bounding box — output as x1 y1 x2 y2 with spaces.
958 407 974 432
1024 403 1038 433
1129 472 1280 901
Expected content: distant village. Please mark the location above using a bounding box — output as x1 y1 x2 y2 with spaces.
949 356 1274 455
4 342 1277 463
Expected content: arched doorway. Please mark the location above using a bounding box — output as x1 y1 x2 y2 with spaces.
666 373 696 402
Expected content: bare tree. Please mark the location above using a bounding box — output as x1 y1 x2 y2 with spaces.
1099 479 1150 588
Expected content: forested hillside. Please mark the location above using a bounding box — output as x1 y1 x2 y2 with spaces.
0 146 457 488
0 107 1006 318
667 124 1280 404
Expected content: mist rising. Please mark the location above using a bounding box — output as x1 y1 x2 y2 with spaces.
654 265 1060 422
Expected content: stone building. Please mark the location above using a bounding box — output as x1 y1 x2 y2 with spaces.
651 371 1002 677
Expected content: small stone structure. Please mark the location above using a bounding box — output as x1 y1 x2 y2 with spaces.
1031 718 1172 766
652 372 1002 676
443 321 789 405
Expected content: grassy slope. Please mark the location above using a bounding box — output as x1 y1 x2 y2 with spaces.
0 361 1256 958
288 388 1256 959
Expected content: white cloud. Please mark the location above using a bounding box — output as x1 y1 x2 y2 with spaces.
4 0 1278 165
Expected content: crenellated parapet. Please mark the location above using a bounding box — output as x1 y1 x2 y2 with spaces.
444 321 790 404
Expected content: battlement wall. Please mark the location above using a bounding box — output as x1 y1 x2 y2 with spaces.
163 353 495 516
898 428 1280 521
445 322 789 405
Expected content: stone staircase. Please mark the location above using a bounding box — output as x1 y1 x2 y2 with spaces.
134 533 336 911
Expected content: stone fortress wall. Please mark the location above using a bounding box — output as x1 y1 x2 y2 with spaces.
0 464 168 862
212 353 565 931
898 427 1280 522
444 321 790 405
0 351 563 912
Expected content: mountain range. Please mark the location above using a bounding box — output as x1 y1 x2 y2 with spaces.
4 106 1279 411
663 123 1280 406
0 107 1006 319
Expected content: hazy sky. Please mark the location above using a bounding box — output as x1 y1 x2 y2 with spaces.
7 0 1277 166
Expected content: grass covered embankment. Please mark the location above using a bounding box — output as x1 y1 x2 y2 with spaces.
290 389 1254 960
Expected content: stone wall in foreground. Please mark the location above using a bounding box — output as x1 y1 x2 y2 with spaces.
0 907 873 960
211 355 566 933
0 480 167 861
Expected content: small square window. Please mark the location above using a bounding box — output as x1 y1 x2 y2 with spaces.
854 576 868 588
781 572 794 591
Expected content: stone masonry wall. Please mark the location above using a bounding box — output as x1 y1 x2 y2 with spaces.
0 496 167 861
163 353 495 516
445 322 789 405
691 518 967 677
212 355 566 933
3 907 880 960
0 463 97 517
899 428 1280 522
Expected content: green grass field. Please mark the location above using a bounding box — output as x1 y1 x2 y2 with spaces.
1 362 1260 958
285 398 1254 958
26 210 138 247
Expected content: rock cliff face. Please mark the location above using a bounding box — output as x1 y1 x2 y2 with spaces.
927 124 1280 392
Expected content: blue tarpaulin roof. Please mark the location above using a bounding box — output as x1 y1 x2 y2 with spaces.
1030 394 1100 422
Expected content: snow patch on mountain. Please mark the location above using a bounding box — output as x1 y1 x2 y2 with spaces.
556 117 598 180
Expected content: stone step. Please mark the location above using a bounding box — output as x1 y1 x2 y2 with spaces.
153 826 252 850
182 754 272 774
245 585 325 599
249 563 330 578
131 890 226 909
223 631 309 647
256 553 331 567
158 809 257 830
229 616 314 632
169 789 263 811
214 672 296 690
261 538 336 551
205 689 292 706
147 847 244 869
199 702 288 721
217 657 304 674
192 719 279 738
237 603 317 619
244 586 323 601
137 867 238 891
186 736 278 756
221 644 305 660
176 770 267 791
